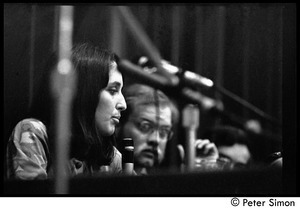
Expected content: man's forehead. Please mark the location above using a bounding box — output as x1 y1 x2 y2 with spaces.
131 104 172 122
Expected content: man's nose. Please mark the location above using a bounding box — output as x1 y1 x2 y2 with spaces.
147 130 160 146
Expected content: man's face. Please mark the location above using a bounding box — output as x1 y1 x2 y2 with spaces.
122 104 172 168
218 143 251 165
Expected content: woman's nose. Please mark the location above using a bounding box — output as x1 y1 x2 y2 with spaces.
116 93 127 111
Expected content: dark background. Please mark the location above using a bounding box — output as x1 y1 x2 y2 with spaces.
3 3 296 194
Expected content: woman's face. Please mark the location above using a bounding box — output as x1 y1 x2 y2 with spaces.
95 62 127 136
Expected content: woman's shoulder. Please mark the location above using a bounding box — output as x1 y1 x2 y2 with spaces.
6 118 49 180
110 146 122 174
113 146 122 159
12 118 48 139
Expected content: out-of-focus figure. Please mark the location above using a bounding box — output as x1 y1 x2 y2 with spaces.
203 125 252 167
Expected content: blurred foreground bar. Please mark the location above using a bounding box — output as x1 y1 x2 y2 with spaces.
4 167 283 195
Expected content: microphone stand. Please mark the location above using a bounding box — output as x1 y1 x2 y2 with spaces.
122 138 134 175
213 85 282 127
182 104 200 172
52 5 75 194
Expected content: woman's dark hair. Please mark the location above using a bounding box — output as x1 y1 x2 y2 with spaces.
29 42 119 170
71 42 118 167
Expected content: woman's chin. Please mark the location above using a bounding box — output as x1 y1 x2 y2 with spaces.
96 118 119 136
100 126 115 136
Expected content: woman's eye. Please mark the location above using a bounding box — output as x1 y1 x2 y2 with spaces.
107 88 118 95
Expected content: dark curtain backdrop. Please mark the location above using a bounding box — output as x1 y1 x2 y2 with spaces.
4 3 286 163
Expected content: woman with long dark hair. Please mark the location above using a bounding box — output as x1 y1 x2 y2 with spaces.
6 42 127 179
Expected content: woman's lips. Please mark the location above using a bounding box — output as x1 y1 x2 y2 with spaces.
111 117 120 124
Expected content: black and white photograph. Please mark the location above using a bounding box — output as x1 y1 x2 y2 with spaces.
3 3 297 199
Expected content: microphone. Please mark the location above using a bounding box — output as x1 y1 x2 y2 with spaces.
181 87 224 112
136 57 221 111
119 57 220 112
182 104 200 172
122 138 134 175
118 59 179 90
138 56 214 89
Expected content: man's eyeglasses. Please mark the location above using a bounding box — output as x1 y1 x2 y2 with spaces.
132 120 173 140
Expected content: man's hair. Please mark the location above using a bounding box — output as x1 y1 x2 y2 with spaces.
120 83 179 127
203 125 249 147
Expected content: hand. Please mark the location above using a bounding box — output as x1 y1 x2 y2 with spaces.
177 139 219 164
195 139 219 161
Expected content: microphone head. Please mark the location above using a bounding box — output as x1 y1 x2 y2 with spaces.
138 56 180 86
138 56 179 74
122 138 134 175
138 56 158 74
123 137 134 146
183 71 214 88
161 59 180 74
181 87 224 112
182 104 200 128
122 138 134 163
